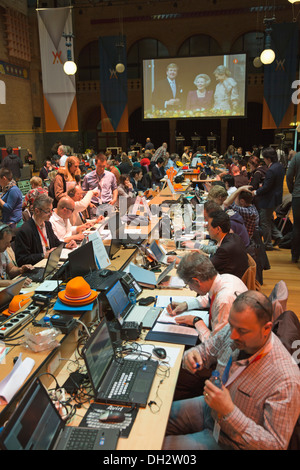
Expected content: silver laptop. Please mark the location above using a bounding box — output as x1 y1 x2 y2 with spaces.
106 280 161 329
148 241 169 264
27 244 64 283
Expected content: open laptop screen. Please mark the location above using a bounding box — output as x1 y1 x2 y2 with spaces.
0 380 61 450
149 241 163 261
83 320 115 392
106 280 129 325
44 243 64 278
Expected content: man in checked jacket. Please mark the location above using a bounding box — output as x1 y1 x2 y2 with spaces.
163 290 300 450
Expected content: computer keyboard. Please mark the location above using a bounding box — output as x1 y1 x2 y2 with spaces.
126 306 161 328
64 427 100 450
27 268 44 283
106 360 141 400
140 307 161 328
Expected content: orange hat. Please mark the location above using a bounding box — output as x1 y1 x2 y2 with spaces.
2 293 33 317
58 276 98 306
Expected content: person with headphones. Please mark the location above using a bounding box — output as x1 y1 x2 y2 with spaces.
51 156 81 207
0 224 32 287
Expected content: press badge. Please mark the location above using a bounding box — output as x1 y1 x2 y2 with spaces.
213 420 221 442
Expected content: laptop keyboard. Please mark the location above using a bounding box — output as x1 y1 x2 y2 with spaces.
64 427 100 450
27 268 44 283
84 271 111 289
106 360 142 400
127 306 160 328
126 305 149 323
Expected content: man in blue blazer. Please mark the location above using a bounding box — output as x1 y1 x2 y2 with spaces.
253 147 285 251
152 63 184 111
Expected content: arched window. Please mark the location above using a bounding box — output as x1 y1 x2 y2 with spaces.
127 38 169 79
77 41 100 81
231 31 264 73
177 34 222 57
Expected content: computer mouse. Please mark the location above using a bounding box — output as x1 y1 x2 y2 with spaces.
139 296 155 306
166 251 177 255
99 411 125 424
152 347 167 360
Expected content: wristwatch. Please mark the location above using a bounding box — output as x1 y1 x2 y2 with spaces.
193 316 202 327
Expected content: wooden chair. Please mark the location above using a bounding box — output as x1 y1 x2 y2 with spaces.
269 280 289 322
242 254 261 291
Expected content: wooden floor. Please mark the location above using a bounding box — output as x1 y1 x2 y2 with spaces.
260 177 299 320
260 248 300 321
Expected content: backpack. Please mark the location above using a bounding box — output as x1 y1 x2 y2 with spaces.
48 174 66 208
272 310 300 450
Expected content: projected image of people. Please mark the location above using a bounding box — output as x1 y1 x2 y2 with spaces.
143 54 245 119
186 74 213 111
152 62 184 111
213 65 239 113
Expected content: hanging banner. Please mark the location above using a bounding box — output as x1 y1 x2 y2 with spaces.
37 6 78 132
262 23 298 129
99 36 128 132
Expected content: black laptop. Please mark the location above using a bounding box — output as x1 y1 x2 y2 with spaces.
27 244 64 283
82 318 158 407
68 240 98 277
0 378 119 450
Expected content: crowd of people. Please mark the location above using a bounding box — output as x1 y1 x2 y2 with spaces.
0 139 298 286
0 139 299 450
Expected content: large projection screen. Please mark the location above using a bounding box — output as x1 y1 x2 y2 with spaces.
143 53 246 120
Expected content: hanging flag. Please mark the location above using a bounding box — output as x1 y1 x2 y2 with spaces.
37 6 78 132
262 23 298 129
99 36 128 132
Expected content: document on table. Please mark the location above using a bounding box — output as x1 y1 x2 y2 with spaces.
157 308 209 329
0 354 35 405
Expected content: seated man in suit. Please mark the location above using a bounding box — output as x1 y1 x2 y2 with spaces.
152 62 184 111
15 194 76 267
208 209 249 279
151 157 165 188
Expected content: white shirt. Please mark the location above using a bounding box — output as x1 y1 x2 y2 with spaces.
70 191 94 226
50 211 76 241
59 155 68 167
186 273 247 342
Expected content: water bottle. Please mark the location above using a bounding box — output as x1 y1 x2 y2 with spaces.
210 370 222 389
128 288 136 305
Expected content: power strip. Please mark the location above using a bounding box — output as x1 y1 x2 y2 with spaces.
0 304 41 339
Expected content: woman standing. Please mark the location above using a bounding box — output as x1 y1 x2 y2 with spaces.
0 168 23 229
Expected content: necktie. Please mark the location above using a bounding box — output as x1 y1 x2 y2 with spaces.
208 293 216 328
170 80 176 98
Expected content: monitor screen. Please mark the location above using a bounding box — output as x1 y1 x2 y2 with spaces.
142 53 246 120
106 280 129 325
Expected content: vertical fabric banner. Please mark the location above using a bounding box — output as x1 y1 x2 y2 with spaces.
262 23 298 129
37 7 78 132
99 36 128 133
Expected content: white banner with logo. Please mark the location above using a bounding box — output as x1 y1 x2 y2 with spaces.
37 6 78 132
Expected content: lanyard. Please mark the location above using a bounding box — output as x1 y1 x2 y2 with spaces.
36 224 49 250
208 293 216 328
222 337 273 388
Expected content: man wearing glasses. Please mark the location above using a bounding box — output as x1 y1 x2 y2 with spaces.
49 196 88 244
15 194 76 266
